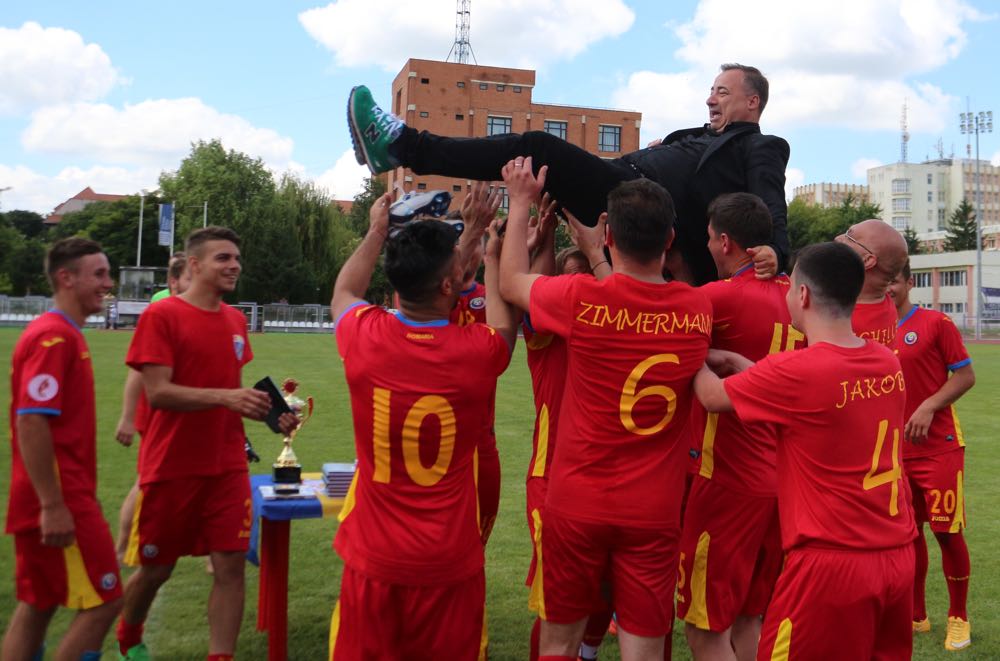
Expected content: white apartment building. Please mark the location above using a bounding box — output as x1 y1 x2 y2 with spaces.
793 182 869 208
907 250 1000 328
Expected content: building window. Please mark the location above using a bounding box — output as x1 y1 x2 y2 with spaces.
891 179 911 194
598 125 621 152
941 303 954 313
913 272 931 288
938 208 947 229
453 185 462 192
497 84 505 92
416 183 427 190
927 173 933 184
938 191 945 201
891 198 911 212
497 186 509 211
544 120 568 140
456 81 465 88
956 302 965 313
513 86 522 93
928 191 933 202
939 270 966 287
419 111 429 118
420 77 429 84
479 82 488 90
456 114 464 120
892 216 909 229
487 116 512 136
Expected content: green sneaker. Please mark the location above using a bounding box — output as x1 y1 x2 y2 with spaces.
119 642 150 660
347 85 404 174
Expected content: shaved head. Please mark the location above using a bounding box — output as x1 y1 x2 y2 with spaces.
837 219 908 284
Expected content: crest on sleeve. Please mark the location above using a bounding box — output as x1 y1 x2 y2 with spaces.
903 331 918 345
233 334 246 361
27 374 58 402
469 296 486 310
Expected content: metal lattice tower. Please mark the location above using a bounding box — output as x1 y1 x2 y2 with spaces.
900 101 909 163
446 0 476 64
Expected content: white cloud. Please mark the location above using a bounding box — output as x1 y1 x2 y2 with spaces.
0 163 159 214
299 0 634 72
784 167 804 202
314 150 369 200
0 22 121 116
852 158 884 180
612 0 989 141
21 99 295 168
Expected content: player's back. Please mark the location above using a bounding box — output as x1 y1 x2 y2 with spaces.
529 273 712 528
852 294 896 345
334 303 510 584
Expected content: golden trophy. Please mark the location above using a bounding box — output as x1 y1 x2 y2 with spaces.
273 378 312 494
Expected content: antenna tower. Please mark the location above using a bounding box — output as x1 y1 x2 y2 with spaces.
900 101 909 163
446 0 477 65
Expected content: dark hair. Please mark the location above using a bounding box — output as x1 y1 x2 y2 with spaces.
184 226 241 257
45 237 104 289
606 179 675 263
707 192 772 250
555 247 587 274
793 242 865 318
720 63 769 113
900 259 911 281
385 220 459 304
168 252 187 280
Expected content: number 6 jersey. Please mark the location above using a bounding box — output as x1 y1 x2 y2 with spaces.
333 302 510 584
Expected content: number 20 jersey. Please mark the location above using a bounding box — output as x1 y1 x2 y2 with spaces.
528 273 712 528
334 303 510 584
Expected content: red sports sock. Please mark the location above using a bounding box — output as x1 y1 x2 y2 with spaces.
116 619 144 655
936 531 970 620
913 529 929 621
529 617 541 661
582 608 614 647
206 655 234 661
476 441 501 544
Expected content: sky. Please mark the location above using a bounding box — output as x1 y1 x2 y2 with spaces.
1 0 999 215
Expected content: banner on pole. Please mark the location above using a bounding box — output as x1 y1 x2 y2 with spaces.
158 203 174 247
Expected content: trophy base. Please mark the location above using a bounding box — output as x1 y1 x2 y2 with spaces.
273 464 302 494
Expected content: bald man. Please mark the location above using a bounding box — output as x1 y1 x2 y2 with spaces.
835 219 908 346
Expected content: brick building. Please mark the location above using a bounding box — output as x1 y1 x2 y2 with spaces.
386 58 642 209
44 187 128 225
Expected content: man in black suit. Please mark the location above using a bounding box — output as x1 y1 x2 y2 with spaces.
348 63 789 285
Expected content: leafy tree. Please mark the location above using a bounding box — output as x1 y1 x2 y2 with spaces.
944 199 980 251
902 226 922 255
6 237 49 295
785 195 883 251
347 176 387 236
3 210 46 238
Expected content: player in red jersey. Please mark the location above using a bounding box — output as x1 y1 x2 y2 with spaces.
499 157 712 661
3 238 121 661
888 261 976 651
835 219 908 345
694 241 916 660
679 193 802 661
117 227 296 661
329 193 516 660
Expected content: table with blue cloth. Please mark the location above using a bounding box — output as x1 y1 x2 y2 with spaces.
249 473 344 661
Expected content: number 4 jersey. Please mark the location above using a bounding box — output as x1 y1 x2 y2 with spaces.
723 341 916 551
528 273 712 528
333 303 510 584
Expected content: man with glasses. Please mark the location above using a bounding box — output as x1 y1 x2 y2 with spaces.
836 219 908 346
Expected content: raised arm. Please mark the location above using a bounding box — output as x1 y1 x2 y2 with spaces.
746 135 790 276
564 208 611 279
528 193 558 276
332 192 392 322
499 156 548 312
457 181 501 270
484 220 518 352
693 364 735 413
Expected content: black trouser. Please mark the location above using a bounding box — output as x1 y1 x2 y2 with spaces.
396 128 640 227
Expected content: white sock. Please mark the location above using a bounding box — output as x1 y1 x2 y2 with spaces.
579 642 600 660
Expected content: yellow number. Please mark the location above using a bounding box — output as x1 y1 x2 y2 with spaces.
372 388 457 487
768 322 805 355
943 490 957 514
619 354 679 436
863 419 902 516
929 489 942 514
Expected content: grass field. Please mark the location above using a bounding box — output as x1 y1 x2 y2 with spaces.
0 327 997 660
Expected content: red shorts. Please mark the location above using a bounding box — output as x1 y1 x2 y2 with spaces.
330 564 485 661
525 477 547 597
677 477 781 631
758 544 914 661
14 502 122 610
905 448 966 533
540 512 677 637
124 471 252 566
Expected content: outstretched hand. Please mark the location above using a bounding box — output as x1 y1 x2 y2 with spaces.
461 181 502 238
564 208 607 263
501 156 547 204
368 192 392 237
748 245 778 280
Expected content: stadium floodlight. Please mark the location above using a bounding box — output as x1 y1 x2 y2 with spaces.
958 109 993 340
136 189 148 267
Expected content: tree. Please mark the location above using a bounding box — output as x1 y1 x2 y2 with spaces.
347 176 387 236
6 237 48 296
785 195 884 252
944 199 979 252
902 226 922 255
3 210 46 238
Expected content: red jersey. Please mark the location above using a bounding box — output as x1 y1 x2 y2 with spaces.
334 303 510 585
724 341 916 551
450 281 487 326
893 306 971 458
852 295 896 346
126 297 253 483
522 315 568 480
7 311 98 533
693 267 804 495
529 273 712 527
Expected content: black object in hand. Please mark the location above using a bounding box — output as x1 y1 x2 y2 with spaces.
252 376 293 434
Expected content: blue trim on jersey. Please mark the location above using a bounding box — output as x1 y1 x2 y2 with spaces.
391 310 449 327
16 407 60 416
333 300 368 329
48 309 82 333
948 358 972 371
523 312 535 334
897 304 919 328
460 283 478 296
732 263 754 278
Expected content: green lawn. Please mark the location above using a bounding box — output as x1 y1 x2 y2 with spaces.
0 328 997 660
